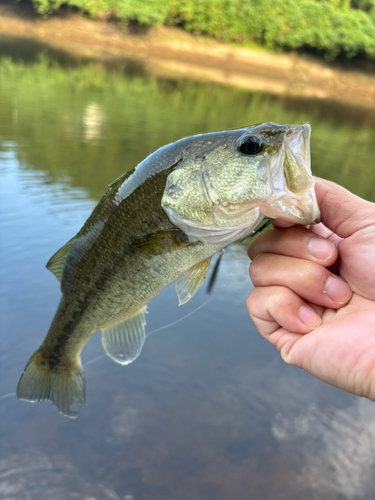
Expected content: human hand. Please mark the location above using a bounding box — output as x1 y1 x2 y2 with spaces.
246 178 375 400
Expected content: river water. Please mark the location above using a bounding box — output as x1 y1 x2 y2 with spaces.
1 37 375 500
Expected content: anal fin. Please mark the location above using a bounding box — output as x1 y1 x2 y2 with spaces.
176 258 211 306
102 306 148 365
46 238 74 283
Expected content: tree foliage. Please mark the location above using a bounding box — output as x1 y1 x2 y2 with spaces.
32 0 375 59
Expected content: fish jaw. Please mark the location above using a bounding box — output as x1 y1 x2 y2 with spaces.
259 123 321 225
259 185 321 225
163 205 264 246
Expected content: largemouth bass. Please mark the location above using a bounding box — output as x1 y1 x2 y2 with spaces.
17 123 320 417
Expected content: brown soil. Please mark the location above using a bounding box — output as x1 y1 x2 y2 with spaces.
1 1 375 110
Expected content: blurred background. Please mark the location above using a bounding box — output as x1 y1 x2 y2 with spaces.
0 1 375 499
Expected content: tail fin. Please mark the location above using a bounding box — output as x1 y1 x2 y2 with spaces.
17 349 85 418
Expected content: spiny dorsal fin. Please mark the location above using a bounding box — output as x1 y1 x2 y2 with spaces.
102 306 148 365
46 238 74 284
176 258 211 306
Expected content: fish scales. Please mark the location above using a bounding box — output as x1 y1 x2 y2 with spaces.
17 123 320 417
42 160 220 364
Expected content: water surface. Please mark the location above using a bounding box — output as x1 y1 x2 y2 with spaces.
1 41 375 500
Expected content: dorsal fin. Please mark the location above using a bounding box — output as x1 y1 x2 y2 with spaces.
46 238 74 284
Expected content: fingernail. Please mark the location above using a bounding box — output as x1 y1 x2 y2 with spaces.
298 305 321 329
325 276 352 303
307 238 334 260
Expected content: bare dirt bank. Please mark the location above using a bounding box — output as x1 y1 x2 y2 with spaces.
1 1 375 109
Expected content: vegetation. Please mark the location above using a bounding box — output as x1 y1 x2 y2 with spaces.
0 54 374 202
31 0 375 60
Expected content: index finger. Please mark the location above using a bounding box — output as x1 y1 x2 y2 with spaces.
247 226 338 266
314 178 375 238
269 218 296 228
270 178 374 236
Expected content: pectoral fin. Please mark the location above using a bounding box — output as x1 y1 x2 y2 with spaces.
46 238 74 284
102 306 148 365
130 230 192 255
176 258 211 306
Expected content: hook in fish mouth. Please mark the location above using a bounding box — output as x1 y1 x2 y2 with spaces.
314 212 322 224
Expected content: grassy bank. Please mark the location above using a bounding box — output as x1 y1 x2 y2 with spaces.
32 0 375 60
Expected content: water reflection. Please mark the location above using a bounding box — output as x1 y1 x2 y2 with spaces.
271 400 375 498
1 47 374 202
83 102 106 143
1 44 375 499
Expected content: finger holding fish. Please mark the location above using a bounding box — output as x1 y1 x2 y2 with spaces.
249 252 352 309
246 285 322 336
247 226 338 266
270 217 341 244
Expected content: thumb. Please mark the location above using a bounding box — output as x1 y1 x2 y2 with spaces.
315 178 375 238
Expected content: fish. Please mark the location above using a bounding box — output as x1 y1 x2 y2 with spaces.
17 122 320 417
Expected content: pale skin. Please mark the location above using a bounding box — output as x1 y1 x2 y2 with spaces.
246 178 375 401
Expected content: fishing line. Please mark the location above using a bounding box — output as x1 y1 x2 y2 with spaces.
84 297 213 368
3 227 261 389
85 266 249 368
2 264 240 399
0 392 16 401
146 298 212 338
239 218 271 243
84 354 107 367
207 219 272 293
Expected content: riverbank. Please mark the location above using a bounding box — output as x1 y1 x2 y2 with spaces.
1 1 375 109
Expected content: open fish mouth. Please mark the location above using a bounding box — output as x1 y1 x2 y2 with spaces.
283 123 312 195
261 123 321 225
285 123 311 176
285 123 320 223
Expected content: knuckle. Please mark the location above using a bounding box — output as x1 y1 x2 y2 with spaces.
246 290 255 312
272 287 287 307
249 252 262 265
247 243 257 260
299 259 313 276
249 252 269 273
280 346 293 365
297 259 322 283
246 287 261 307
249 256 261 282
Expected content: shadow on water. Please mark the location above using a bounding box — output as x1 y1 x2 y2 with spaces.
1 38 375 500
0 33 148 75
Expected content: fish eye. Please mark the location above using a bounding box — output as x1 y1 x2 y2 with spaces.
237 135 263 155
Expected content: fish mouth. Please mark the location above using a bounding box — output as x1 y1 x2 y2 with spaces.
261 123 321 225
283 123 320 224
285 123 311 176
